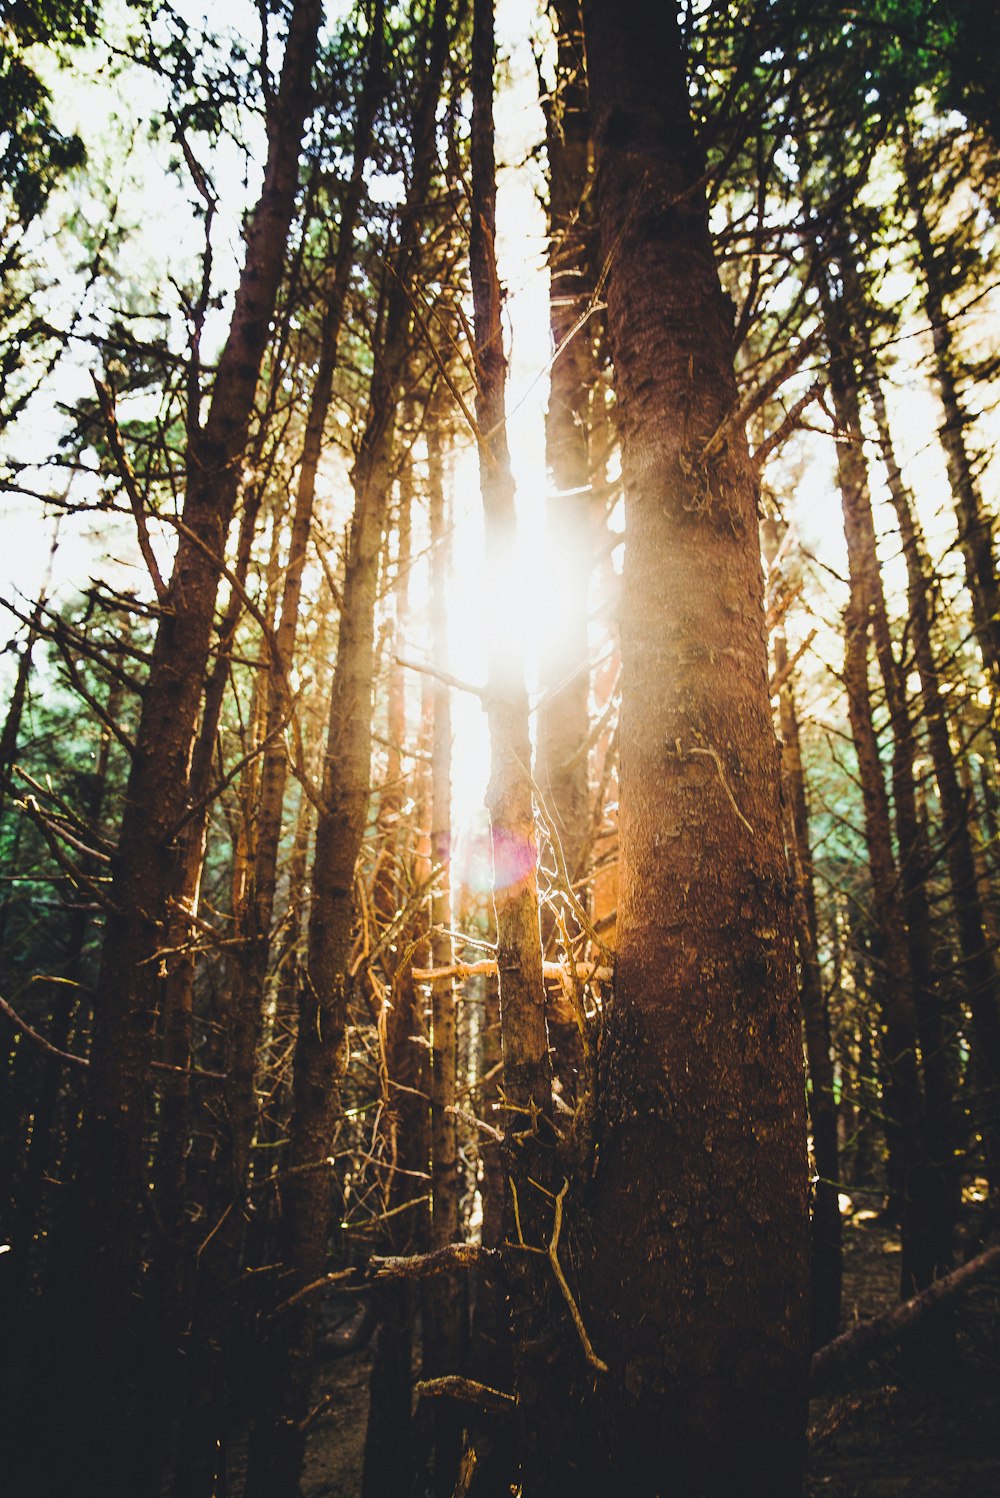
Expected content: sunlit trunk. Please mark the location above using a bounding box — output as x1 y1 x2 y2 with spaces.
571 3 810 1491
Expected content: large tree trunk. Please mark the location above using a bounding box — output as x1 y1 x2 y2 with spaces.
566 4 811 1492
37 7 321 1490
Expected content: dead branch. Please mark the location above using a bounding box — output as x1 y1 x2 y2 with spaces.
91 374 170 606
370 1241 494 1281
810 1241 1000 1394
413 1376 517 1415
547 1179 609 1374
412 958 613 985
0 992 224 1081
0 992 88 1068
770 628 817 698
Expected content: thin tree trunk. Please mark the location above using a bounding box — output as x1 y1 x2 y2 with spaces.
821 266 940 1296
467 7 565 1490
823 260 956 1290
421 404 465 1496
223 0 386 1233
902 133 1000 702
567 4 811 1493
243 10 451 1491
537 0 595 892
42 9 321 1489
858 326 1000 1178
762 514 842 1349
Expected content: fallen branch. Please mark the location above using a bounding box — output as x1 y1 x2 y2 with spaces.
269 1267 359 1319
413 1376 516 1415
810 1240 1000 1394
370 1241 494 1281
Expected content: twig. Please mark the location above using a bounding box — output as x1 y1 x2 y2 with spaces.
411 958 613 985
91 374 170 605
685 745 755 837
770 629 817 699
547 1180 608 1373
0 992 87 1068
514 751 614 961
394 654 486 700
413 1376 516 1414
269 1267 358 1319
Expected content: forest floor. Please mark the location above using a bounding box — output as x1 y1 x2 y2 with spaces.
229 1203 1000 1497
805 1196 1000 1497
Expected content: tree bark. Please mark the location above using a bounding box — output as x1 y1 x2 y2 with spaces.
569 4 811 1492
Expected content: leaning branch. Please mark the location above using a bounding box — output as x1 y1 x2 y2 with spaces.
810 1241 1000 1394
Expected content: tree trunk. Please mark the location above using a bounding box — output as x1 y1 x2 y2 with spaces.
468 7 567 1490
537 0 596 894
857 318 1000 1181
39 7 321 1488
822 260 955 1292
821 265 941 1296
421 404 465 1496
902 133 1000 703
567 4 811 1492
762 513 842 1350
243 10 451 1491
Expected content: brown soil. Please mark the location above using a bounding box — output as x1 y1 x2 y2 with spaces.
299 1346 374 1498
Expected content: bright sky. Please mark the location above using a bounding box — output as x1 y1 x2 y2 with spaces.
5 0 999 797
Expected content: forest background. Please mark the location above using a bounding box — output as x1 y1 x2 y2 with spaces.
2 0 1000 1494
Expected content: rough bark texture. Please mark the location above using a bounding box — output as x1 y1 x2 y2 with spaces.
569 4 811 1493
